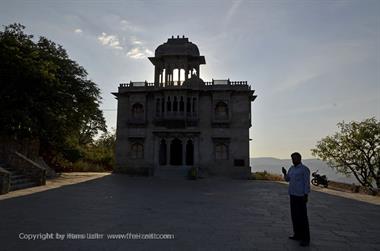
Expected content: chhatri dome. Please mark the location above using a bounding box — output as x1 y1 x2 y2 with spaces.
155 35 201 57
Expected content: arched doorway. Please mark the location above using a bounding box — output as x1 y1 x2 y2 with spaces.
186 139 194 165
170 138 182 165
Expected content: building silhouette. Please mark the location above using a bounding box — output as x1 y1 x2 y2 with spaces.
113 36 256 178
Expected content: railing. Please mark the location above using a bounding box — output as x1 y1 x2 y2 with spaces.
198 79 249 86
119 79 249 88
230 81 248 85
8 151 46 186
211 79 248 85
119 81 155 88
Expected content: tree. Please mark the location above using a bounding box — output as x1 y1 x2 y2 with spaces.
311 118 380 189
0 23 106 165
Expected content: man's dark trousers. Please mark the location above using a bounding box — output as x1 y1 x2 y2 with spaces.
290 195 310 242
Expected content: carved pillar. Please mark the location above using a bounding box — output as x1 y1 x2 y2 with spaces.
154 136 159 171
182 137 186 166
165 67 168 85
167 137 171 166
178 68 181 84
154 67 159 84
159 70 163 86
194 136 200 167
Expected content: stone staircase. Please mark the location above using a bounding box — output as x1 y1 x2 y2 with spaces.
1 164 39 191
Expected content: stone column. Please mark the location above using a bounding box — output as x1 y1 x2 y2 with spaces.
154 67 159 84
153 136 159 171
159 70 163 86
178 68 181 84
165 68 168 85
182 138 186 166
190 97 193 118
194 136 200 166
167 138 171 166
162 96 165 119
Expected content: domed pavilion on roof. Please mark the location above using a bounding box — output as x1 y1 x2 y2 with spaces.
113 36 257 178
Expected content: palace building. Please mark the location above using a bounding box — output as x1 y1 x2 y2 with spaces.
113 36 256 178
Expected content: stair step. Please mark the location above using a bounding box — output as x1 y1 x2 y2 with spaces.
10 182 38 191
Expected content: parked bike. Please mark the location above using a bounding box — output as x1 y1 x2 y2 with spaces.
311 170 328 188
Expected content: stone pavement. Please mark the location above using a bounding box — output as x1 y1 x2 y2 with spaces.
0 174 379 251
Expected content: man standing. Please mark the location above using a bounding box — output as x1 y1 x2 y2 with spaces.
282 152 311 247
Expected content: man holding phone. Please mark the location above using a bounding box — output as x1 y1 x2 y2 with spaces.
282 152 311 247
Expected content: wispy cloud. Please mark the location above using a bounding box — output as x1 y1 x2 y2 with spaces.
223 0 244 27
130 36 143 45
97 32 123 50
273 40 372 92
120 19 141 32
95 18 152 59
127 47 153 59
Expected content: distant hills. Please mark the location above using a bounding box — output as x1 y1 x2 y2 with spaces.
250 157 358 184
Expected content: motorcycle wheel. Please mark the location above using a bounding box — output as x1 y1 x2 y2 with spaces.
311 178 319 186
323 182 328 188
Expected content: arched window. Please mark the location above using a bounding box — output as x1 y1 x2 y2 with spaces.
132 103 144 120
215 101 228 120
215 143 228 160
131 143 144 159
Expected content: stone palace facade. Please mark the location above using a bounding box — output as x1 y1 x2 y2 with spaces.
113 36 256 178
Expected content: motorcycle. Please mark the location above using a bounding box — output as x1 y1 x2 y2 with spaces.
311 170 328 188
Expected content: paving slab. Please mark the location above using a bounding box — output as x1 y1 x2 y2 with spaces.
0 175 379 251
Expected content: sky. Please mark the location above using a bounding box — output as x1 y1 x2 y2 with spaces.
1 0 379 159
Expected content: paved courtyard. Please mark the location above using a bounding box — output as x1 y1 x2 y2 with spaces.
1 174 379 251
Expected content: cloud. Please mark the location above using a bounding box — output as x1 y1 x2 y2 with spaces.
74 28 82 33
273 39 372 92
224 0 244 27
126 47 153 59
97 32 123 50
120 19 141 31
96 18 151 58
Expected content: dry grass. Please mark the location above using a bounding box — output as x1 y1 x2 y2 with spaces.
249 171 283 181
327 181 379 196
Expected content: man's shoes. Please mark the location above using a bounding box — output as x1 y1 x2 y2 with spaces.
288 236 301 240
299 240 310 247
